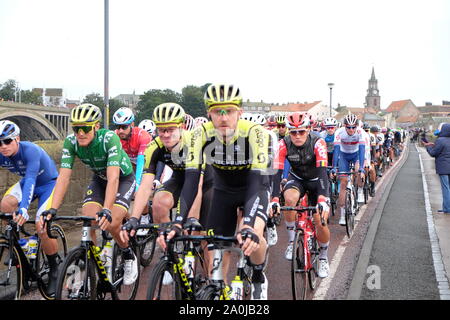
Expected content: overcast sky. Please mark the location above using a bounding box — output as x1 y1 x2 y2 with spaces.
1 0 449 109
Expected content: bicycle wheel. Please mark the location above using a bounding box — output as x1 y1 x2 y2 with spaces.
36 224 68 300
197 284 222 300
137 231 157 267
0 240 23 300
111 243 140 300
308 236 319 291
291 231 307 300
147 259 182 300
55 246 97 300
363 180 369 204
345 190 355 238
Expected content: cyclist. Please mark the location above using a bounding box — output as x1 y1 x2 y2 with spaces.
320 117 338 165
0 120 60 296
332 114 366 226
271 112 331 278
266 114 277 131
113 107 152 191
138 119 157 138
362 123 376 197
41 103 138 285
276 114 288 140
164 84 272 300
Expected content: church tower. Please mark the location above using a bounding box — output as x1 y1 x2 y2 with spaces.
366 67 380 111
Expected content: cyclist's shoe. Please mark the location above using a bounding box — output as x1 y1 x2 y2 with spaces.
267 226 278 246
285 242 293 260
339 213 346 226
317 258 330 278
163 271 173 285
251 273 268 300
123 249 138 285
357 189 364 203
46 270 58 298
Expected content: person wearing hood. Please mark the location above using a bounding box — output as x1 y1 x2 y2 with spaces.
424 123 450 214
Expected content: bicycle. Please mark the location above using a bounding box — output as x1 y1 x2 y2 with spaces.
337 165 358 238
0 212 67 300
146 221 209 300
45 215 140 300
281 203 324 300
135 201 157 267
195 235 253 300
327 166 339 218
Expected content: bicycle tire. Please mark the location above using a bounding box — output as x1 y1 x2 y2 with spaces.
55 246 97 300
308 237 319 291
0 240 23 300
147 259 182 300
111 242 140 300
291 231 307 300
137 231 157 267
197 284 222 300
345 189 355 238
36 223 68 300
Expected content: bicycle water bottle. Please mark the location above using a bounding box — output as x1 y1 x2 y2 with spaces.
27 236 38 259
230 275 244 300
183 251 195 280
18 238 29 256
101 240 114 281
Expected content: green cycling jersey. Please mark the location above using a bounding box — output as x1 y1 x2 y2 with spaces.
60 129 133 179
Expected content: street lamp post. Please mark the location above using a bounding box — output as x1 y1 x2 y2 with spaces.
328 83 334 117
104 0 109 129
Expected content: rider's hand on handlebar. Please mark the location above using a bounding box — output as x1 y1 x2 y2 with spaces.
96 208 112 231
237 226 260 257
120 217 139 243
156 224 182 251
13 208 29 226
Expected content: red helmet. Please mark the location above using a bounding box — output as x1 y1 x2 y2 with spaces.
266 115 277 126
286 112 311 129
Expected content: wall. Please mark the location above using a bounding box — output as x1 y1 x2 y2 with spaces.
0 141 92 219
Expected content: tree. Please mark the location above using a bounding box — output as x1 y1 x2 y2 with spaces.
135 89 182 124
181 85 209 118
0 79 17 101
82 93 126 127
20 90 42 105
83 92 105 108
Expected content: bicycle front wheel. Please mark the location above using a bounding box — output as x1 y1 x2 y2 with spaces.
291 231 307 300
147 259 182 300
111 243 140 300
345 190 355 238
37 223 68 300
137 231 157 267
55 247 97 300
0 240 22 300
197 284 223 300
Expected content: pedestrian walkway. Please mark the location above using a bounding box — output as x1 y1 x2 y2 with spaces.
358 145 445 299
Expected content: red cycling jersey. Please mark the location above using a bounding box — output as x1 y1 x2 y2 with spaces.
115 126 152 164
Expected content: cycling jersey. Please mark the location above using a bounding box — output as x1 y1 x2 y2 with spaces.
361 129 371 166
320 131 335 154
1 141 58 216
333 127 366 154
178 119 273 228
60 129 133 180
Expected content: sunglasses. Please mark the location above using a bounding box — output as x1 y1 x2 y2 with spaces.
0 138 14 146
157 127 179 135
72 124 95 134
326 126 336 130
116 124 130 131
346 126 357 130
277 124 286 128
289 130 308 136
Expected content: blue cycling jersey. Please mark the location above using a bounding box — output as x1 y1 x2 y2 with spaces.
0 141 58 212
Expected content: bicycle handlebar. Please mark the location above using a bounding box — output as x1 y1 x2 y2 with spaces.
45 215 97 239
0 212 35 237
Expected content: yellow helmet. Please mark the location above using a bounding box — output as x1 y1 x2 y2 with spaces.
204 84 242 109
276 114 286 125
70 103 102 124
152 103 185 126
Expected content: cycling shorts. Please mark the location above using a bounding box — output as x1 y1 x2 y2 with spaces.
83 174 136 211
283 174 329 206
153 171 184 209
338 151 359 175
4 178 56 222
205 187 269 237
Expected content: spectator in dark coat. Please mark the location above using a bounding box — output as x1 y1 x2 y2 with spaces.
425 123 450 214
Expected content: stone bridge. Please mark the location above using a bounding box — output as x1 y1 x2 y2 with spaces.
0 101 70 141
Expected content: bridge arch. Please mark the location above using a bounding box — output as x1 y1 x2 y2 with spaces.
0 110 64 141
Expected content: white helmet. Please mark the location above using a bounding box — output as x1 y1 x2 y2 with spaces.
323 117 338 127
113 107 135 125
344 114 358 126
138 119 156 135
240 113 252 121
194 116 208 127
0 120 20 140
184 114 195 131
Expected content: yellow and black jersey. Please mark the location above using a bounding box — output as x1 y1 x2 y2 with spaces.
143 130 191 175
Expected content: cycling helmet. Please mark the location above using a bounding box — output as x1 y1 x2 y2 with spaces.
276 114 286 125
381 127 387 133
286 112 311 129
204 84 242 109
370 126 380 133
113 107 135 125
0 120 20 140
253 114 267 125
194 116 208 127
138 119 156 135
323 117 338 127
240 113 252 121
70 103 102 124
362 122 370 130
152 103 185 126
266 115 277 126
343 114 358 126
184 114 195 131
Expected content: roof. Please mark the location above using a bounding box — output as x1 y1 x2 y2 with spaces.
396 115 418 123
418 105 450 114
386 100 411 113
270 101 321 112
